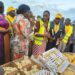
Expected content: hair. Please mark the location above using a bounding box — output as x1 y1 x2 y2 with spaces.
65 18 71 22
43 10 50 16
43 10 50 21
72 21 75 25
16 4 30 14
37 15 41 19
0 1 4 14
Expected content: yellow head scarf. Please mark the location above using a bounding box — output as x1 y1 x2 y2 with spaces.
55 13 62 19
7 6 16 13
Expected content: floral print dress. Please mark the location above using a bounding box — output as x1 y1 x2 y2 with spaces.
12 14 31 59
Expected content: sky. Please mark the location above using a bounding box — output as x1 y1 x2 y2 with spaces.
0 0 75 21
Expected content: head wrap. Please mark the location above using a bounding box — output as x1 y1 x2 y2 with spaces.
7 6 16 13
55 13 62 19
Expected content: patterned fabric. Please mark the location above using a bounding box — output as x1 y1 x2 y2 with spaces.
32 41 46 55
32 27 47 55
12 14 31 59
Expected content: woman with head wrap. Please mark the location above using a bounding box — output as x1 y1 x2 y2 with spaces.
12 4 32 59
0 1 10 64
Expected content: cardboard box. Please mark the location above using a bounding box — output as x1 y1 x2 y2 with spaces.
60 64 75 75
1 62 19 75
13 56 32 69
1 56 42 75
13 56 41 69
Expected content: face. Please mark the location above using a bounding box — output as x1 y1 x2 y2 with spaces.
43 12 50 22
23 11 32 19
9 10 16 17
65 20 70 25
29 11 33 18
54 18 60 24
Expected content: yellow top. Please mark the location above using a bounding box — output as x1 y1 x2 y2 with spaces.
54 23 60 33
6 15 15 36
63 25 73 44
65 25 71 33
34 20 50 45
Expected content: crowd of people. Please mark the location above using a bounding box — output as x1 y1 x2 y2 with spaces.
0 1 75 65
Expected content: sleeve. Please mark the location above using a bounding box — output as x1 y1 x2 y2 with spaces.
0 18 9 29
19 19 31 38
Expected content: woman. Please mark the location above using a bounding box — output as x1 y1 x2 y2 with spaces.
32 10 50 57
13 4 32 59
0 1 9 64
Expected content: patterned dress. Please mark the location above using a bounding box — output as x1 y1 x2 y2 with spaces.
12 14 31 59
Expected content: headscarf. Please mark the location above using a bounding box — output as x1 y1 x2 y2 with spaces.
7 6 16 13
55 13 62 19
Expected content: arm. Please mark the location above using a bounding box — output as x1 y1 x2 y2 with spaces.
34 21 50 38
34 32 50 38
0 28 8 33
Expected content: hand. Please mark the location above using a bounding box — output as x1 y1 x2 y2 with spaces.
44 33 50 38
34 32 39 36
34 33 43 37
